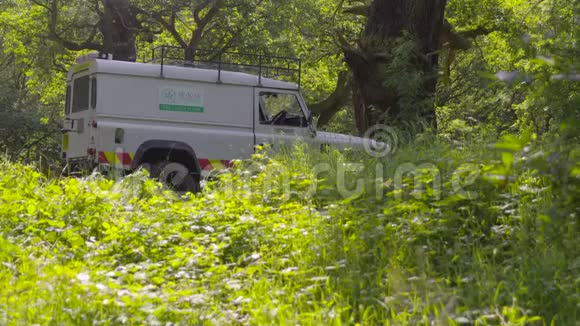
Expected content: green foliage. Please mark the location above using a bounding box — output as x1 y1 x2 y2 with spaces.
0 48 62 165
0 1 578 322
0 0 71 165
1 130 578 324
378 33 434 123
440 0 579 139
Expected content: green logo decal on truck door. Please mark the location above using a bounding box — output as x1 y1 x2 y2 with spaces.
159 87 205 112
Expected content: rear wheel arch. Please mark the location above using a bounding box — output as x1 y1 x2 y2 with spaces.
132 140 201 175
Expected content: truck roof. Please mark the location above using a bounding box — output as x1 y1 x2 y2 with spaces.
69 59 300 90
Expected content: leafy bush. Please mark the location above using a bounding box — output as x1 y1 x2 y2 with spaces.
0 131 578 324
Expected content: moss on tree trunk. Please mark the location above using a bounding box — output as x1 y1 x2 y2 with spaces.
343 0 447 134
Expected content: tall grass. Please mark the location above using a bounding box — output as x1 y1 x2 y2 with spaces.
0 130 578 325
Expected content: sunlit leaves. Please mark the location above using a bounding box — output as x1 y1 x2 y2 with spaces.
0 128 579 323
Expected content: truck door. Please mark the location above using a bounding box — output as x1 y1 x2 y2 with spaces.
63 74 97 161
253 88 312 151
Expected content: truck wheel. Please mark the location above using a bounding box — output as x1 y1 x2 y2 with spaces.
136 162 153 175
151 161 200 193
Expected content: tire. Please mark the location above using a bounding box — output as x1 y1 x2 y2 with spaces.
148 161 200 193
136 162 154 175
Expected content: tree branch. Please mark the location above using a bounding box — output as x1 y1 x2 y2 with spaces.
193 0 213 25
189 0 224 49
309 71 352 127
43 0 103 51
342 4 369 16
150 11 187 48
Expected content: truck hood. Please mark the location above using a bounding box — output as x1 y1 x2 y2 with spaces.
315 131 388 153
316 131 366 147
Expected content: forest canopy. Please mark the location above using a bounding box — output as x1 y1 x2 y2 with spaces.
0 0 577 158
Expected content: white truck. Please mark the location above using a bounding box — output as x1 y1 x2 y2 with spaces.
62 47 377 192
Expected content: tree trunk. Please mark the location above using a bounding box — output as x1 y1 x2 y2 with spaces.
101 0 138 62
343 0 447 134
309 71 352 128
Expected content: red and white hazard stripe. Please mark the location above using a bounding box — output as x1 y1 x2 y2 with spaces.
198 159 234 171
98 151 135 169
98 151 233 173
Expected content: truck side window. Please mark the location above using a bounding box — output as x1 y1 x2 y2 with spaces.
65 85 71 115
259 92 307 127
72 76 90 113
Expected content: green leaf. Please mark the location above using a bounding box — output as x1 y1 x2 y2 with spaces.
495 134 523 152
501 151 514 169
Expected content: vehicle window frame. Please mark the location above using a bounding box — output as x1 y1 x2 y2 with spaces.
65 85 71 115
258 90 308 128
90 76 97 109
72 75 90 113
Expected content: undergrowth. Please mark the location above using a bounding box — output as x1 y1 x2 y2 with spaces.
0 129 578 325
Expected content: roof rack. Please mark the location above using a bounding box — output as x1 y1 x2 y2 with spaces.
146 46 302 88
